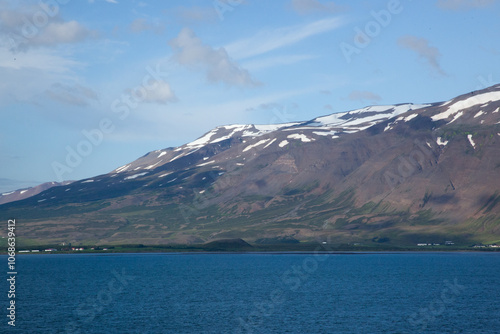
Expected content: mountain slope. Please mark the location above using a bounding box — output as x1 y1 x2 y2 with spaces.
0 181 73 205
3 85 500 247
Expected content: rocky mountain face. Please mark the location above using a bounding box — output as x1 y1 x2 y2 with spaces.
3 85 500 246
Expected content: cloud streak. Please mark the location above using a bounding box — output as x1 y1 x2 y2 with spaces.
225 17 345 59
397 35 447 76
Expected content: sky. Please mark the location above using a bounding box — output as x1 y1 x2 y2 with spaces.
0 0 499 187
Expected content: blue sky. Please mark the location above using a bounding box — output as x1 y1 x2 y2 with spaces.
0 0 499 186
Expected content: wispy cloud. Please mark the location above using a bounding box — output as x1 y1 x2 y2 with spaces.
436 0 496 10
46 83 99 106
169 28 259 87
291 0 347 15
347 90 381 102
225 17 345 59
129 18 164 34
397 35 447 76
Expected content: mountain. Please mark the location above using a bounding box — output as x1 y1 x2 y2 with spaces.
0 181 73 205
0 178 42 194
2 85 500 247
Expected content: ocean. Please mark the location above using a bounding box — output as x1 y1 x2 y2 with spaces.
1 252 499 333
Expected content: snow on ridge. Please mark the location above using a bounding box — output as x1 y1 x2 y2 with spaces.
20 190 28 194
158 151 167 158
81 179 94 183
279 140 289 147
186 129 218 148
467 134 476 149
432 91 500 121
253 123 299 132
314 103 428 128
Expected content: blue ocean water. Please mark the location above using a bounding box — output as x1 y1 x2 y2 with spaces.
1 252 499 333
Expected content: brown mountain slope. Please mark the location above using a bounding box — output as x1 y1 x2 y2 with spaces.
2 85 500 247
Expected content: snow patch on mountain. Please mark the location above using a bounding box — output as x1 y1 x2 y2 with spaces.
197 160 215 167
467 134 476 149
124 172 148 180
436 137 449 146
312 130 337 136
263 138 277 149
287 133 314 142
145 161 162 170
115 164 131 173
432 91 500 121
474 110 485 118
243 139 270 152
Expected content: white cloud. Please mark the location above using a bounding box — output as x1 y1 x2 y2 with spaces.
291 0 346 15
225 17 344 59
436 0 496 10
32 21 93 47
169 28 259 87
0 3 94 52
138 80 178 104
397 35 447 76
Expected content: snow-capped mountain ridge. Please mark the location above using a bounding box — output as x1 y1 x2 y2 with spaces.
110 103 431 175
3 84 500 246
